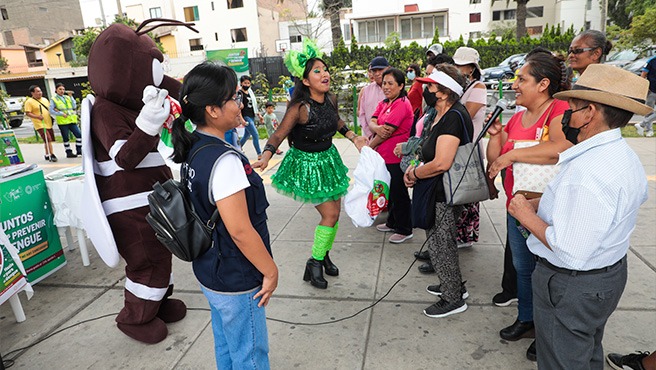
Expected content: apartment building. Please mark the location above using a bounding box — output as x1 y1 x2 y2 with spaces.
343 0 603 48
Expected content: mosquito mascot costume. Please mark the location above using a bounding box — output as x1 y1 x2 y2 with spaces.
85 19 197 344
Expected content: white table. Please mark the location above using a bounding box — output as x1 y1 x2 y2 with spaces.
45 165 91 266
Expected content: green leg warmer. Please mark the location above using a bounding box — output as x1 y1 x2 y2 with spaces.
312 224 337 261
326 222 339 251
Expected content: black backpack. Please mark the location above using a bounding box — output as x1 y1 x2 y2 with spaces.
146 144 221 261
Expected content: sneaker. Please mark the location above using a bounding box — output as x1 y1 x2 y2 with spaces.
423 298 468 318
492 291 518 307
376 224 394 232
49 154 58 162
389 233 413 243
426 281 469 299
457 242 473 248
635 123 645 136
66 152 77 158
606 351 649 370
647 130 654 137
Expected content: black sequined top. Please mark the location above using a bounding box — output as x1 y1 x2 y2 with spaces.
289 98 338 152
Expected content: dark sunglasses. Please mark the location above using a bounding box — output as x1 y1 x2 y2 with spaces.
562 105 589 125
568 47 595 55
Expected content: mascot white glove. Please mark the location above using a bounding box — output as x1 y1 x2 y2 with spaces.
136 85 171 136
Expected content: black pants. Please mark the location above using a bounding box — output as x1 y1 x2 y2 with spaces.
385 163 413 235
501 233 517 296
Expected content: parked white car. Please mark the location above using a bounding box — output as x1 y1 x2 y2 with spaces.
2 96 26 128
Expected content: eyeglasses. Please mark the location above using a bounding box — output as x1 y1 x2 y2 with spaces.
232 93 242 106
568 47 595 55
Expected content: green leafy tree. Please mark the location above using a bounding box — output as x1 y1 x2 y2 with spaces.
629 7 656 45
0 57 8 73
491 0 530 40
431 26 440 45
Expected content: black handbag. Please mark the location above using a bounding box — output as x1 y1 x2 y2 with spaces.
411 176 439 230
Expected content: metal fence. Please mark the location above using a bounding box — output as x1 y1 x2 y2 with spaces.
248 56 291 90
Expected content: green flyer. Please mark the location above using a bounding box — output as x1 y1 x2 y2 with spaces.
0 231 28 306
0 130 24 167
0 168 66 284
206 48 249 73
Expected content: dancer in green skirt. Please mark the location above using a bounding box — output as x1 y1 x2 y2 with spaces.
254 40 367 289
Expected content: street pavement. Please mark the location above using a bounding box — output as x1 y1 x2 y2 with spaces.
0 135 654 369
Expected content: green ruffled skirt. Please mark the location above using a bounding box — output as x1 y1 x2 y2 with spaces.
271 145 350 204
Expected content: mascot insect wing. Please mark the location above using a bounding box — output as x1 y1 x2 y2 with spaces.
83 19 196 344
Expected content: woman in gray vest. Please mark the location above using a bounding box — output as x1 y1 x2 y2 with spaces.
170 62 278 369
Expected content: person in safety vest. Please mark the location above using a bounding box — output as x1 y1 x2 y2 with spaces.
50 83 82 158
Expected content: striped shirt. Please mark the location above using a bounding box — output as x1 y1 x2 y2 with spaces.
527 129 648 270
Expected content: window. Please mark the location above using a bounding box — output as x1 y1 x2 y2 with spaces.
1 7 8 20
227 0 243 8
399 14 445 40
470 0 481 3
527 6 543 18
526 26 543 36
231 28 247 42
492 11 501 21
469 13 481 23
470 31 481 39
25 50 43 67
62 39 74 62
183 6 199 22
343 24 351 41
289 24 310 44
149 7 162 18
3 30 14 45
503 9 516 20
189 38 204 51
358 18 395 43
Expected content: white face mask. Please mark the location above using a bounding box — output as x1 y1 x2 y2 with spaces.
407 71 416 81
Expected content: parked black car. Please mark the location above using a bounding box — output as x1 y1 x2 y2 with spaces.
482 53 526 82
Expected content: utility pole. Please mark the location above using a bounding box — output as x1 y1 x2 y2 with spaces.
98 0 106 27
116 0 123 17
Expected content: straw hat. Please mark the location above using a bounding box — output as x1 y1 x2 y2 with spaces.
452 47 481 75
554 64 652 116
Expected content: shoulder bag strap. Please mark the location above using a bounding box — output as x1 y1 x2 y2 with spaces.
30 97 50 111
536 100 556 141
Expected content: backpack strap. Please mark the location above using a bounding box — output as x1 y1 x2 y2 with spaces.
183 143 227 229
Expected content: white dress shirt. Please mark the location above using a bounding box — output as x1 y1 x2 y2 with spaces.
527 128 648 270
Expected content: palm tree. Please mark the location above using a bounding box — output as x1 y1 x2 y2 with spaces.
322 0 343 48
492 0 530 40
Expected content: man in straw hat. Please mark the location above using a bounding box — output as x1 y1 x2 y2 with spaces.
507 64 650 368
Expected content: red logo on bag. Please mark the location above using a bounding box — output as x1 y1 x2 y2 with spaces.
367 180 389 217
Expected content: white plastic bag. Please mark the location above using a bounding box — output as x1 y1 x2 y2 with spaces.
344 147 391 227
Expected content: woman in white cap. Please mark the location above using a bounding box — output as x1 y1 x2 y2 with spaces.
509 63 650 369
405 64 472 318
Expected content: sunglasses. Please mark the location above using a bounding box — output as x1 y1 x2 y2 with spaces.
568 47 596 55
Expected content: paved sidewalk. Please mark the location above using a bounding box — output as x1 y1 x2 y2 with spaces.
1 138 654 369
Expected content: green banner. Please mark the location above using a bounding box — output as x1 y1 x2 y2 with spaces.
0 238 27 306
206 48 249 73
0 130 24 167
0 169 66 284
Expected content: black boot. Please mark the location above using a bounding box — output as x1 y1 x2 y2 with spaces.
303 258 327 289
66 149 77 158
322 251 339 276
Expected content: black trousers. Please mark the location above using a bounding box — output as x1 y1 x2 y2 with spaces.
501 233 518 296
385 163 413 235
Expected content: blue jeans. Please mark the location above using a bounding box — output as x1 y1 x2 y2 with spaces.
239 116 262 155
200 285 270 370
507 213 536 322
225 129 240 149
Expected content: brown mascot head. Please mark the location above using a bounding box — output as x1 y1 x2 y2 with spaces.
88 19 197 111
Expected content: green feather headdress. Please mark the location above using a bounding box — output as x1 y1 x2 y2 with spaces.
283 39 324 78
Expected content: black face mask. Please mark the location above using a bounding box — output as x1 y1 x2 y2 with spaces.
561 105 590 145
423 88 438 108
242 85 250 91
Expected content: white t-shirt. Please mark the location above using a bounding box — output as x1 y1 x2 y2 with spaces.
210 152 250 203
